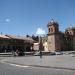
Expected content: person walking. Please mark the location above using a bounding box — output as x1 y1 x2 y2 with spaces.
39 50 42 58
16 49 19 56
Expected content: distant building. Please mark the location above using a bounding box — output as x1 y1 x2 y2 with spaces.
0 34 34 52
33 43 39 51
43 41 48 52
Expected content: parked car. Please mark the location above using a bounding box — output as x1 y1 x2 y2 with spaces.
49 52 56 55
33 51 40 56
55 52 63 55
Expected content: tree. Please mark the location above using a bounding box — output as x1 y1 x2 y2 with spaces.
26 34 30 37
32 35 39 42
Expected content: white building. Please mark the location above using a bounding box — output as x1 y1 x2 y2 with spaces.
33 43 39 51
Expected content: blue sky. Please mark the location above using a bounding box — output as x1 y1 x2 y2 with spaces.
0 0 75 35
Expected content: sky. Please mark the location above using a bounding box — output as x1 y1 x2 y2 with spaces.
0 0 75 36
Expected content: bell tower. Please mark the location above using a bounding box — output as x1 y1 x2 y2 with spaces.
47 19 61 52
48 19 59 35
65 25 75 51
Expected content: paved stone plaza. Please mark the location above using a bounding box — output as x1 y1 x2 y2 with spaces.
1 54 75 70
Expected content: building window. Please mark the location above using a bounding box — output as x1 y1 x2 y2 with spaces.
51 28 53 32
49 28 50 32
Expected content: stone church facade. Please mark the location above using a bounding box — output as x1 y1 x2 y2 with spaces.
47 19 75 52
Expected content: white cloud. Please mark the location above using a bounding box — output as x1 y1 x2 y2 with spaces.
5 18 10 22
36 28 45 35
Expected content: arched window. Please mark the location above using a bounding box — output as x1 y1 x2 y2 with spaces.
50 28 53 32
49 28 50 32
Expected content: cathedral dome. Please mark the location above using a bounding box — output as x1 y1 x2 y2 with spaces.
47 19 58 27
65 24 75 35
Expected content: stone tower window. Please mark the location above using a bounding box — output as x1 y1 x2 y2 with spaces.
49 27 53 33
49 28 50 32
50 28 53 32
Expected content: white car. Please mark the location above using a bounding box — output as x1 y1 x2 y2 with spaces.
55 52 63 55
33 51 40 56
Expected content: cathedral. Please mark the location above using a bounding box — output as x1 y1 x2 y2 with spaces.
47 19 75 52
